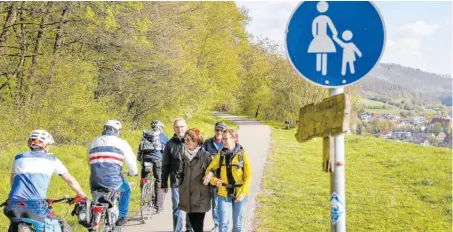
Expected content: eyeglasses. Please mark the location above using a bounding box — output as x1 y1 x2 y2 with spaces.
215 129 225 132
222 137 232 141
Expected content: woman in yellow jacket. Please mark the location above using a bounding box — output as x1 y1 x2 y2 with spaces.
203 129 252 232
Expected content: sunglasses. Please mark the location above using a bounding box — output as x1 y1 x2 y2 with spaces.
215 129 225 132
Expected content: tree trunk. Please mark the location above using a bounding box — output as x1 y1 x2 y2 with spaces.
30 2 52 80
15 2 27 105
255 103 260 118
0 3 18 56
48 3 71 84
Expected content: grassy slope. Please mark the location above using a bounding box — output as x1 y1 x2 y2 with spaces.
254 125 451 232
0 114 237 231
360 99 402 114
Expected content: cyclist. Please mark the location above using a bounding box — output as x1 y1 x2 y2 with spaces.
137 120 168 213
4 129 87 232
88 120 138 227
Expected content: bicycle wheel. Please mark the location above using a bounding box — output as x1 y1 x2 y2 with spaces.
95 213 113 232
140 181 153 222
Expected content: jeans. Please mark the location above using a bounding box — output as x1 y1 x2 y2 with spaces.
211 187 219 226
4 199 62 232
171 187 192 232
218 196 248 232
116 178 131 218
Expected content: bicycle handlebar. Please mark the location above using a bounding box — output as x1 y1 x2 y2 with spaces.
48 196 75 205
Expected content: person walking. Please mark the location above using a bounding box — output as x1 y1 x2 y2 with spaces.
178 129 213 232
203 129 252 232
162 118 193 232
202 122 228 232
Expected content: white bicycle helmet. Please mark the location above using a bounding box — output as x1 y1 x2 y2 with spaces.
151 120 164 129
105 120 122 131
29 130 54 151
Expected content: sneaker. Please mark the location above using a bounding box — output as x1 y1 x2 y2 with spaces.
210 226 219 232
116 217 128 227
186 229 194 232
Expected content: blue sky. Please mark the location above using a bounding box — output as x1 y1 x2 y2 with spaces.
235 1 452 75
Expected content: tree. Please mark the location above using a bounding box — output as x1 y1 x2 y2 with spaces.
0 1 360 145
434 122 443 136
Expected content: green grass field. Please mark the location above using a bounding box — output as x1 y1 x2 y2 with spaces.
254 126 452 232
364 107 402 114
360 99 402 114
360 99 389 108
0 114 237 231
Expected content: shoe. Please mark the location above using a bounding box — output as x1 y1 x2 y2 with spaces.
156 207 164 213
186 229 194 232
210 226 219 232
116 217 128 227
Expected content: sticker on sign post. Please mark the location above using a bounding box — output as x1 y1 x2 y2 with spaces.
286 1 386 88
330 192 345 224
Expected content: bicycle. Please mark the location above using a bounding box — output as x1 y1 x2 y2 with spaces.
89 189 121 232
140 160 166 223
88 173 134 232
1 196 76 232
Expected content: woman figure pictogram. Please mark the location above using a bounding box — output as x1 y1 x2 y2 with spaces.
307 1 338 76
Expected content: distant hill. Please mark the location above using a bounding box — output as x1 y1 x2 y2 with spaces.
359 63 452 106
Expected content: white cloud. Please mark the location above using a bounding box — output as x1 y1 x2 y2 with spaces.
397 20 440 37
236 1 299 44
382 20 442 72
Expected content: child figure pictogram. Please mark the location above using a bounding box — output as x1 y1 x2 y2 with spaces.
332 30 362 76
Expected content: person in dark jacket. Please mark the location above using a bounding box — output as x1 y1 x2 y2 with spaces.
179 128 213 232
162 118 193 232
137 120 169 213
202 122 228 232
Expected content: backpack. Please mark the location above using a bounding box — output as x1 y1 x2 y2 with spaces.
216 150 244 178
140 129 164 153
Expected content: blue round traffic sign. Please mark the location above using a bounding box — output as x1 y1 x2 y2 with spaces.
286 1 386 88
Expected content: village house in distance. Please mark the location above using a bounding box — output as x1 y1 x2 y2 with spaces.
357 112 452 148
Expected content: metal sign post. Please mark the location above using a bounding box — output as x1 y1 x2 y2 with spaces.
330 87 346 231
286 1 386 231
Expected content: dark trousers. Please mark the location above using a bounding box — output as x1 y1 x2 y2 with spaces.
187 212 206 232
141 156 163 209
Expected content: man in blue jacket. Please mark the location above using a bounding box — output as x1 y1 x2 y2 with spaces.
88 120 138 226
203 121 228 232
138 120 169 213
